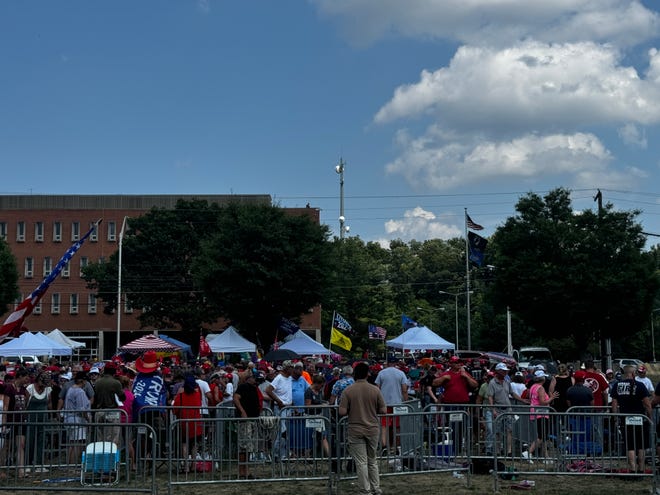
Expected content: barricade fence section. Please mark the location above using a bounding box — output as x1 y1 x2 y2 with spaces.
0 409 156 493
492 410 657 493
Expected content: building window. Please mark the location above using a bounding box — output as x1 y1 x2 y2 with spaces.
79 256 89 277
71 221 80 241
53 222 62 242
124 294 133 314
17 221 25 242
0 222 7 241
43 256 52 276
90 222 98 242
62 261 70 278
14 294 22 310
34 221 44 242
70 293 78 314
24 257 33 278
88 293 97 314
33 299 42 315
108 221 116 242
51 293 60 314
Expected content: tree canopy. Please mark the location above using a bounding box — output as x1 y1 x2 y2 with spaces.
84 200 331 348
488 188 659 354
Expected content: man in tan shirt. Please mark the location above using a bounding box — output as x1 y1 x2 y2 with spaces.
339 362 387 495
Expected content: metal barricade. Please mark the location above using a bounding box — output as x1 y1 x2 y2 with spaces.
166 405 334 494
0 409 157 493
492 410 657 493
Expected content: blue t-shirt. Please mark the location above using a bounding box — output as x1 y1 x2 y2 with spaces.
291 376 309 410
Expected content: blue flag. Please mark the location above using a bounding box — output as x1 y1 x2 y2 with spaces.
468 231 488 267
279 317 300 336
401 314 418 330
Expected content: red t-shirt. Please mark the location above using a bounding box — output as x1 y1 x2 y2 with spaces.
583 370 608 407
173 388 203 438
439 370 471 404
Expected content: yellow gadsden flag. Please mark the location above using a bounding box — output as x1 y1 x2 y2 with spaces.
331 327 352 351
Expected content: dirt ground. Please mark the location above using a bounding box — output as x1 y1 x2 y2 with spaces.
51 472 654 495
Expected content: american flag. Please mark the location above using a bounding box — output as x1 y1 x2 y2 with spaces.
466 213 484 231
368 324 387 340
0 220 101 342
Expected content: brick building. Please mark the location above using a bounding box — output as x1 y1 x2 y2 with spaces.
0 195 322 359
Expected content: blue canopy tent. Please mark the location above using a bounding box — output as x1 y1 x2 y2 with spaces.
160 334 193 358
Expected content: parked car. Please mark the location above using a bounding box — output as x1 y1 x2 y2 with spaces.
0 355 43 366
613 358 644 371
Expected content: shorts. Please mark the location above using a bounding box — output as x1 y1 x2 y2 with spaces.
624 422 649 451
380 406 401 428
237 420 259 452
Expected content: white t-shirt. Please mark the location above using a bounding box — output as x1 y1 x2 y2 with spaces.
196 379 211 415
222 382 234 404
270 374 293 406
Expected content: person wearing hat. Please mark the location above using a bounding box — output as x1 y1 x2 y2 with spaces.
419 366 439 407
265 360 294 460
476 371 496 455
524 370 559 463
88 367 100 388
487 363 526 457
132 350 167 460
93 362 125 446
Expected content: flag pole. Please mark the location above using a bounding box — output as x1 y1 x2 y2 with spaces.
329 310 335 353
464 208 472 350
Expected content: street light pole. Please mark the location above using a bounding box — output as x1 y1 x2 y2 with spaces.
116 216 129 353
439 290 473 352
652 308 660 362
416 306 445 332
335 158 347 239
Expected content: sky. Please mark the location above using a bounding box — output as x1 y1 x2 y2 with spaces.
3 1 660 247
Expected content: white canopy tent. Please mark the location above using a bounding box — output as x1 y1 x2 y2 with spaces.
207 326 256 354
386 325 455 351
46 328 86 349
279 330 332 356
0 332 73 356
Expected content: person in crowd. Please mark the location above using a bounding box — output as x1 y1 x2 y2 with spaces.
324 367 341 402
476 371 495 455
208 371 223 410
259 367 276 412
58 367 94 411
289 362 311 456
132 351 167 460
524 370 559 463
0 383 8 479
488 363 525 457
432 356 477 455
6 369 30 477
419 366 439 407
566 370 594 408
329 366 355 406
63 371 91 465
549 363 574 413
172 374 203 474
510 371 527 404
376 358 409 453
305 373 331 460
339 362 387 495
94 362 125 446
635 365 654 395
25 371 52 472
221 373 235 405
87 367 100 388
611 365 652 473
265 361 293 460
233 370 263 479
118 375 136 470
194 368 213 418
583 359 609 409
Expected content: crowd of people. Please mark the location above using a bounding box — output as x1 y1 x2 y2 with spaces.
0 350 655 484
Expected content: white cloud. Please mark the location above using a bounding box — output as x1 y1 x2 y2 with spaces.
385 130 623 190
383 206 462 241
618 123 648 148
311 0 659 48
197 0 210 14
375 41 660 130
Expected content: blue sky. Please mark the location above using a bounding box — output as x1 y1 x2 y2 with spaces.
3 1 660 246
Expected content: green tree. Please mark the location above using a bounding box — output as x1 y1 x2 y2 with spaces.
84 199 223 334
489 188 659 357
192 203 332 347
0 238 19 316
